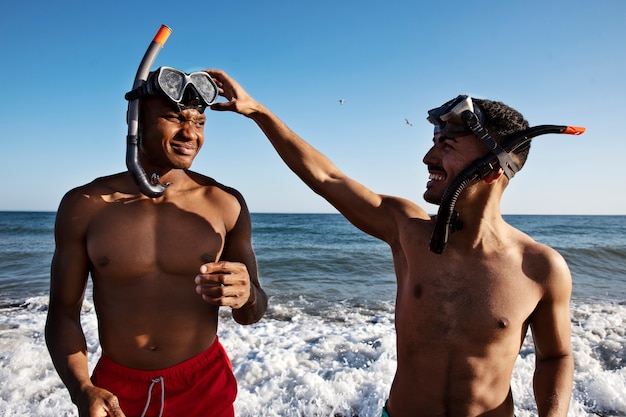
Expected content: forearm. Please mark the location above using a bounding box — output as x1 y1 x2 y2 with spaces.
210 69 342 191
533 355 574 417
45 313 94 403
232 283 268 325
248 107 341 191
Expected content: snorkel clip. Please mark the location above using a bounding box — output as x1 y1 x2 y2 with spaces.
151 172 170 188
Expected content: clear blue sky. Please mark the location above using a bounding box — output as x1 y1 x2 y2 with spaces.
1 0 624 214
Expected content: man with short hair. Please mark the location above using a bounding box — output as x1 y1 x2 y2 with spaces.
45 67 267 417
207 69 574 417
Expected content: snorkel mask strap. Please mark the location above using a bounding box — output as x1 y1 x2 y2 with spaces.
124 85 149 101
126 25 172 198
461 110 520 180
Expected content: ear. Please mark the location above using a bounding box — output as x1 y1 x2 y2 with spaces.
483 167 504 184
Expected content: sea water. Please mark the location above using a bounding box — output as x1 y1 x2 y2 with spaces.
0 212 624 416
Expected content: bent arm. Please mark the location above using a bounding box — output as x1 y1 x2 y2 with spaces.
223 194 268 325
44 190 95 405
530 252 574 417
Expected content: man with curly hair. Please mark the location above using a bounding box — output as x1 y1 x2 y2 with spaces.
207 69 574 417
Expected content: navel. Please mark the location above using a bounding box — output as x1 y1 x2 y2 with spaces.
97 256 110 267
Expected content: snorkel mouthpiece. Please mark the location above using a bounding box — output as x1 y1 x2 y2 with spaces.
426 95 585 254
126 25 172 198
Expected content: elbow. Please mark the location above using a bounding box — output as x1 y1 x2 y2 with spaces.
233 288 268 325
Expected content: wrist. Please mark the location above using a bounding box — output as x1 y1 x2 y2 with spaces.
246 102 269 120
244 284 257 308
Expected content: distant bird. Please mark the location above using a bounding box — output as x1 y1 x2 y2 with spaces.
405 119 413 126
339 99 345 105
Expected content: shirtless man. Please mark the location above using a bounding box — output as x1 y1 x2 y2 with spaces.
45 67 267 417
206 69 574 417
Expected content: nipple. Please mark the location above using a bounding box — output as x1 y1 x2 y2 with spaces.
413 284 423 299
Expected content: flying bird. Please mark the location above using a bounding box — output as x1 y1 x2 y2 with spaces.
339 99 345 105
405 119 413 126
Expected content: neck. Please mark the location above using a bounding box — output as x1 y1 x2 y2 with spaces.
131 161 194 196
445 190 507 251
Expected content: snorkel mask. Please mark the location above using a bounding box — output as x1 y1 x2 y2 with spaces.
125 66 218 114
426 95 585 254
427 95 520 180
124 25 219 198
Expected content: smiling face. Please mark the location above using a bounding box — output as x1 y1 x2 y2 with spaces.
138 96 207 172
422 132 488 205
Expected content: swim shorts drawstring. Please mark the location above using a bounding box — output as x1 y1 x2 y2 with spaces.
140 376 165 417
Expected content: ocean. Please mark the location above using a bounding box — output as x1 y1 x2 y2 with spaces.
0 211 624 417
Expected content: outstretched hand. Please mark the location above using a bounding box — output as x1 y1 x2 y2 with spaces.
204 69 261 117
195 261 253 310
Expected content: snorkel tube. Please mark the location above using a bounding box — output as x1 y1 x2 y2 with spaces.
126 25 172 198
429 124 585 254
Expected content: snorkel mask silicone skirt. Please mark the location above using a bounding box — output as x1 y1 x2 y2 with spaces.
427 95 585 254
124 25 218 198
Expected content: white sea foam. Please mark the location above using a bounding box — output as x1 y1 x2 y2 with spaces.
1 297 624 416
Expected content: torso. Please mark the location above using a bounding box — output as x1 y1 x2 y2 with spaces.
386 209 546 417
82 172 241 370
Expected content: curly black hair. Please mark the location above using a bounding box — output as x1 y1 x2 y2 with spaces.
473 98 531 169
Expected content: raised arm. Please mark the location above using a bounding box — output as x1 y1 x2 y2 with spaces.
206 69 427 243
529 249 574 417
45 189 123 416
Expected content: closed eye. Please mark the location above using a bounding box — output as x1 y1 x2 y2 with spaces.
162 112 181 123
162 113 206 127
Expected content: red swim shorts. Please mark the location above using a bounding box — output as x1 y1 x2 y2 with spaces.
91 337 237 417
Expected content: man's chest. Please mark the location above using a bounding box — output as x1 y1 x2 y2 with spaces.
86 206 226 278
396 254 542 342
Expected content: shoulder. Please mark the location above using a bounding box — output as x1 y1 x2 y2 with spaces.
381 195 431 219
186 171 250 231
377 194 433 246
58 173 126 207
187 171 246 206
517 231 571 299
56 173 129 223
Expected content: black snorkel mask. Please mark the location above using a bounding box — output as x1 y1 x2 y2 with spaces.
426 95 585 254
125 66 218 114
124 25 219 198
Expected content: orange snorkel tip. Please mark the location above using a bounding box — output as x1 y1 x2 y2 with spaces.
153 25 172 46
564 126 586 135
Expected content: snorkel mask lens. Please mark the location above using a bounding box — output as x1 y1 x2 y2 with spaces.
153 66 218 110
125 66 219 112
427 95 484 137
